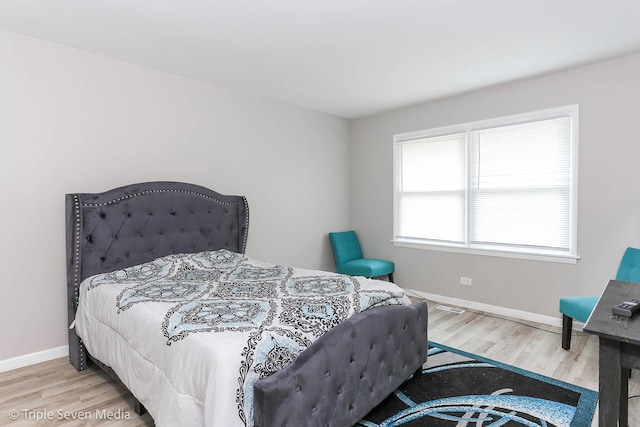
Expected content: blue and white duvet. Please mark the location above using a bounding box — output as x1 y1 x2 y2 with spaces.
75 249 409 427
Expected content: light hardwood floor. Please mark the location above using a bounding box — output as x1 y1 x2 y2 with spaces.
1 299 634 426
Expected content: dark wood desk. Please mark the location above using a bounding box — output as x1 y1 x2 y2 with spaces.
584 279 640 427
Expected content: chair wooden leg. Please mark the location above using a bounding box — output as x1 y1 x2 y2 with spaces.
562 314 572 350
388 272 394 283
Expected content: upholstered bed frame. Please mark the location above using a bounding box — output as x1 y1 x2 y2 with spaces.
65 181 428 427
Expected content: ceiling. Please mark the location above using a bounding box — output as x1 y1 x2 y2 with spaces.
1 0 640 119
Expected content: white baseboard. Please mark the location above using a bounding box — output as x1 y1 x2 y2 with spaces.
405 288 569 329
0 291 575 374
0 346 69 374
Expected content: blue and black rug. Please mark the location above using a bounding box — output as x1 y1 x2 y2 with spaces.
357 342 597 427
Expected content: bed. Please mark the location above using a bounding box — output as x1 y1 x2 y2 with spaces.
65 181 428 427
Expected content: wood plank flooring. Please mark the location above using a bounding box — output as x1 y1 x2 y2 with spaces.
0 299 633 426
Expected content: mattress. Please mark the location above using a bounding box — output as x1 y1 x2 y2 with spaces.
74 249 410 427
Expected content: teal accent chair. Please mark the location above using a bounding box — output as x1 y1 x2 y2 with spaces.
560 246 640 350
329 231 394 282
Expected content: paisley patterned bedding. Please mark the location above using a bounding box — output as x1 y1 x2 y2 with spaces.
75 249 410 427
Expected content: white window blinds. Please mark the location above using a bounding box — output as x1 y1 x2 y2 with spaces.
397 133 466 243
394 106 578 261
470 117 572 250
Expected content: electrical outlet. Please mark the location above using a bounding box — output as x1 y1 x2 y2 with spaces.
460 276 472 286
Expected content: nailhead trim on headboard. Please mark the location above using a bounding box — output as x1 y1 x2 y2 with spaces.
70 194 87 369
240 196 249 253
79 188 249 255
66 182 249 372
73 195 81 307
82 188 242 207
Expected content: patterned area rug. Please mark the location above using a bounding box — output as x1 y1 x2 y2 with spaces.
357 342 597 427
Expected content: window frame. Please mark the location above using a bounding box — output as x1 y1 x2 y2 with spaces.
392 105 579 264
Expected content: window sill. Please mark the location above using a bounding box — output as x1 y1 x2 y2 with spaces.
391 239 579 264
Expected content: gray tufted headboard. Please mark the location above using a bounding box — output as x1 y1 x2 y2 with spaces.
65 181 249 370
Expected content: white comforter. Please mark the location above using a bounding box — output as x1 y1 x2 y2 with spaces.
75 249 409 427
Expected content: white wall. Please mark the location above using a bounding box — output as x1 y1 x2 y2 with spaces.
0 29 351 362
351 52 640 319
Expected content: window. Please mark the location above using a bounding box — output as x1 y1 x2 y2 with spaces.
393 105 578 263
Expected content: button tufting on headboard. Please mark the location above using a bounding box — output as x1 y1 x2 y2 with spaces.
252 302 428 427
65 181 250 372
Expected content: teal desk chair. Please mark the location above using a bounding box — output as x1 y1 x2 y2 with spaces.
329 231 394 282
559 246 640 350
